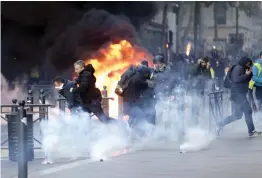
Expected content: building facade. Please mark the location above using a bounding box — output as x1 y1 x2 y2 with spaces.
179 2 261 55
146 2 261 56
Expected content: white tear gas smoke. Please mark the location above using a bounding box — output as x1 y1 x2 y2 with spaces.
39 74 262 162
41 108 136 162
41 86 217 162
179 128 215 153
151 75 220 152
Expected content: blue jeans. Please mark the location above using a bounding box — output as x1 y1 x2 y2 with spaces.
218 93 255 133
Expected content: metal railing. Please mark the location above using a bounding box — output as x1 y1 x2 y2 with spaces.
1 89 55 149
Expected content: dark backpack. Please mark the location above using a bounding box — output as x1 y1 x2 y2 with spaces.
115 66 136 96
224 65 236 88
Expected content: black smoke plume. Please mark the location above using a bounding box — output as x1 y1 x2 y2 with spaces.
1 1 157 80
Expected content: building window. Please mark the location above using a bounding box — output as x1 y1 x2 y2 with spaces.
215 3 227 25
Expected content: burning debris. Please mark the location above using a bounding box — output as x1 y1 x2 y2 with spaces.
84 40 153 117
186 42 191 56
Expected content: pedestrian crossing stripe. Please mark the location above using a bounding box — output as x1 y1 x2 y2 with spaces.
0 150 9 158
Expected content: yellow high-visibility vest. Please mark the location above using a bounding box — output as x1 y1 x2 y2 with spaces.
210 67 215 79
249 63 261 89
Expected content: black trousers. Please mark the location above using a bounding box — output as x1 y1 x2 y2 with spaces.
218 93 255 133
82 101 114 124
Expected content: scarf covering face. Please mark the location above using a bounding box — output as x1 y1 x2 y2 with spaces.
55 83 64 91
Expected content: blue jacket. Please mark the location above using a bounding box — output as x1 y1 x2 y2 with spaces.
251 59 262 87
59 80 81 109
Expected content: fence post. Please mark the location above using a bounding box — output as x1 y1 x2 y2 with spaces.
58 95 66 112
102 86 109 116
39 89 46 120
26 90 34 112
208 91 224 133
18 100 28 178
11 99 18 112
8 99 19 161
118 96 123 119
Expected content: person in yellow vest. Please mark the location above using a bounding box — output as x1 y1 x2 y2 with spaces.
189 56 215 125
30 66 40 84
249 52 262 110
217 56 261 137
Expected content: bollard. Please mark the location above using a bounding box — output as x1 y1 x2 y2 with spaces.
11 99 18 112
26 90 34 112
102 86 109 116
58 95 66 112
8 99 19 161
102 86 107 98
18 100 28 178
118 96 123 119
39 89 46 120
39 89 46 104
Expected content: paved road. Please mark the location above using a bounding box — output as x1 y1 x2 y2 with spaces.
24 133 262 178
2 114 262 178
2 129 261 178
1 157 89 178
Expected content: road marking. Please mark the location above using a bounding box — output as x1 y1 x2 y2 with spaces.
1 150 9 158
12 148 133 178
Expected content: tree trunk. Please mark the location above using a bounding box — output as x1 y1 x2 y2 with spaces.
161 2 168 63
194 2 200 57
176 5 180 53
180 3 194 52
161 3 168 47
213 2 218 40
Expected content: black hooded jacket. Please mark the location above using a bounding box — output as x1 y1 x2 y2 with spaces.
59 80 81 109
72 64 101 104
230 57 252 94
123 65 151 102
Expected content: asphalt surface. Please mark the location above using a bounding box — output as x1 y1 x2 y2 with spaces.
1 123 262 178
1 96 261 178
26 134 262 178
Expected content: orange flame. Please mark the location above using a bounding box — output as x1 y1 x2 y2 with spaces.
186 42 191 56
84 40 153 118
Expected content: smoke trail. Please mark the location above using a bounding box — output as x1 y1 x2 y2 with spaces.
41 108 132 162
180 128 215 153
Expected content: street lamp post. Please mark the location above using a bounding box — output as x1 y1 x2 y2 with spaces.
229 1 240 50
194 2 200 57
235 2 240 44
173 2 180 53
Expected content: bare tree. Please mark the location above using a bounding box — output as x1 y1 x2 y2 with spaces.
177 2 194 52
161 2 169 47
